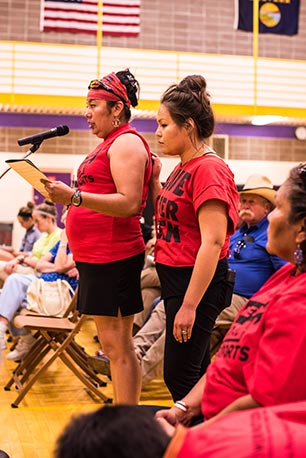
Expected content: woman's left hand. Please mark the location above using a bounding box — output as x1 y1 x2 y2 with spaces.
173 305 196 343
41 179 75 205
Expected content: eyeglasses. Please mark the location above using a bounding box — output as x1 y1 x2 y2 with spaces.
233 235 255 259
233 240 246 259
88 79 127 104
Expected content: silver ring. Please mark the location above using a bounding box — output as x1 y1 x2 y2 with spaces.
181 330 187 335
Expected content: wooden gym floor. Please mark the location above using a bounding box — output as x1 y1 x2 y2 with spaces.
0 317 172 458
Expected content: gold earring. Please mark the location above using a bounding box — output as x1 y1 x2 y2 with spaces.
112 117 120 127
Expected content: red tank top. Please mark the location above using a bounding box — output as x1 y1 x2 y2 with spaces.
66 124 152 263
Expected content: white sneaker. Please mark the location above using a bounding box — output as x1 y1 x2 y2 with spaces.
6 334 36 362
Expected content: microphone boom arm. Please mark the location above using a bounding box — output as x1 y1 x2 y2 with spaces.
0 125 69 181
0 142 41 181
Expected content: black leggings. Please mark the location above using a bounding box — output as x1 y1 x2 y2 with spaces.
163 258 228 401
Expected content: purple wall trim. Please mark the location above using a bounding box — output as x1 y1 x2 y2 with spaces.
0 113 296 138
0 112 157 132
0 112 88 130
215 123 296 138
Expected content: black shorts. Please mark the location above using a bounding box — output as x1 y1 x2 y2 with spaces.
76 252 145 317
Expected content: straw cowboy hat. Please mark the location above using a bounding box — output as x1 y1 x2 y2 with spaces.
240 174 276 204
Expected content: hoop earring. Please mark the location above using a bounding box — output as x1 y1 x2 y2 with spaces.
112 117 120 127
294 243 303 266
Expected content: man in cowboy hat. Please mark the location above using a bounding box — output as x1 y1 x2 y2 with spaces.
211 174 287 355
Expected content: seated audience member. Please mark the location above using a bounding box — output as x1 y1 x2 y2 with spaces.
93 175 286 383
0 200 61 285
141 219 153 244
133 298 165 385
90 299 165 387
92 235 161 347
210 173 286 355
0 201 41 263
54 402 306 458
92 234 160 345
133 236 161 334
0 227 77 359
154 163 306 428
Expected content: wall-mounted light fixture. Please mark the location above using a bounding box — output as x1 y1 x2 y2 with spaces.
294 126 306 140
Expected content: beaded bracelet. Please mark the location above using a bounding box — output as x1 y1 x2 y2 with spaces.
174 400 188 412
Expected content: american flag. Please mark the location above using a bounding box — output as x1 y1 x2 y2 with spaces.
40 0 141 36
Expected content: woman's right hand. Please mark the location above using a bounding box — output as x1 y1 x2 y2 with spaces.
41 180 75 206
155 404 194 428
155 406 182 428
4 258 19 275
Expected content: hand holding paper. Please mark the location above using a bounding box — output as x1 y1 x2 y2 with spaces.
42 179 75 206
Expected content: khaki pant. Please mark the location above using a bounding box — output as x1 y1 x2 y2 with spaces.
210 293 248 357
133 266 161 330
134 299 165 386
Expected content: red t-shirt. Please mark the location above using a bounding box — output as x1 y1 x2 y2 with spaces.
154 154 239 267
202 263 306 419
66 124 152 263
165 401 306 458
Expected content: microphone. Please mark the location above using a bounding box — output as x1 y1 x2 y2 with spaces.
17 125 69 146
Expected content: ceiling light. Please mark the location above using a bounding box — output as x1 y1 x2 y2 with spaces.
251 116 286 126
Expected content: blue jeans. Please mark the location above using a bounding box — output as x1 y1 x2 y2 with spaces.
0 273 36 336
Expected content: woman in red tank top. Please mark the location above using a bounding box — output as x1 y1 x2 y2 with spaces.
43 69 153 405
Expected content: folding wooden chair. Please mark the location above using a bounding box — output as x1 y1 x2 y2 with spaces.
4 290 112 407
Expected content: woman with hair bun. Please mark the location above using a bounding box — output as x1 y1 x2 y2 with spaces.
43 69 153 404
0 201 40 262
150 74 239 401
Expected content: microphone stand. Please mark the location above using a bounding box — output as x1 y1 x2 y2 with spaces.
0 142 41 181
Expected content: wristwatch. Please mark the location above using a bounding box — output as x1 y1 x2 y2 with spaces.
70 189 82 207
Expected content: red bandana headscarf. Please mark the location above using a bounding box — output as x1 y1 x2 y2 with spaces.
87 72 130 108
